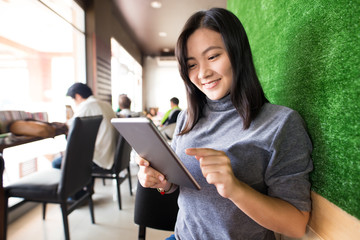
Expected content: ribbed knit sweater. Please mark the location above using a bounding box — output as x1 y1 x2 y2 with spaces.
171 94 313 240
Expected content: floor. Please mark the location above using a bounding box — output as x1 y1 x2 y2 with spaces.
5 173 321 240
7 173 174 240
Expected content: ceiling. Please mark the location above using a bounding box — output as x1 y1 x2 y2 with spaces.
114 0 227 57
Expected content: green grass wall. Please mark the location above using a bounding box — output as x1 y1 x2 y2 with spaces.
228 0 359 219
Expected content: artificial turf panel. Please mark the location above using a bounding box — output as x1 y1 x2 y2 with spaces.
228 0 360 219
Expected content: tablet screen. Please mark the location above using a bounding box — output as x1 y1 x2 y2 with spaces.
111 117 201 190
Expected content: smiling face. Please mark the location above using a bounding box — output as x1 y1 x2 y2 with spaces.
186 28 233 100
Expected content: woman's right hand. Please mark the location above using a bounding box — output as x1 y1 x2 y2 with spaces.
136 156 169 189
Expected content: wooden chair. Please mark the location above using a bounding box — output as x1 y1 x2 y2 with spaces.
3 115 102 240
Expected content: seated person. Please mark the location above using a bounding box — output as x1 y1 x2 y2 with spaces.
53 83 117 170
160 97 181 127
117 94 139 118
159 97 181 140
52 83 118 200
146 107 158 119
146 107 161 125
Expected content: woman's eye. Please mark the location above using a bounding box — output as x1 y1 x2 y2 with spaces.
188 63 196 70
208 54 219 60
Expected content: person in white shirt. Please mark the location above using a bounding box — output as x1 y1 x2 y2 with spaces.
53 83 117 170
117 94 139 118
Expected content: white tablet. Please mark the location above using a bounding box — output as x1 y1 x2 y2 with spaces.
111 117 201 190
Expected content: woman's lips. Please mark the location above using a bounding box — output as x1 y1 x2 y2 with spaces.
202 79 220 89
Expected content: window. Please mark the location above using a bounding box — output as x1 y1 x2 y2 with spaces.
0 0 85 206
111 38 142 113
0 0 85 122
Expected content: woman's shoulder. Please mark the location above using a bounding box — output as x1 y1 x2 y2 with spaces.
263 103 300 117
258 103 305 127
176 109 187 125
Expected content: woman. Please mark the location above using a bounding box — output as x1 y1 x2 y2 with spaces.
137 8 313 239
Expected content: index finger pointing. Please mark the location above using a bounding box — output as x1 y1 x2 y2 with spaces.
185 148 223 157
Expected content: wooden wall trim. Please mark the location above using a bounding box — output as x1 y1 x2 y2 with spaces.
309 192 360 240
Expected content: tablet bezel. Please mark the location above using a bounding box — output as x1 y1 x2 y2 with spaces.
111 117 201 190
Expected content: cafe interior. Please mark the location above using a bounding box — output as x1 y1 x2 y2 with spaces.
0 0 227 239
1 0 359 240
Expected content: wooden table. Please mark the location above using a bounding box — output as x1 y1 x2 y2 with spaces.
0 136 43 153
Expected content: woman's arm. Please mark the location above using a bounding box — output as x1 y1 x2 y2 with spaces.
229 179 309 238
185 148 309 238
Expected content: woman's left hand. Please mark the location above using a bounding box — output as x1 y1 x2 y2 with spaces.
185 148 239 198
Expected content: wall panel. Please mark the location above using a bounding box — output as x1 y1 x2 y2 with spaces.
228 0 359 219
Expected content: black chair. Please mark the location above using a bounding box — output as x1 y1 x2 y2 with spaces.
134 181 179 240
3 115 102 240
92 134 133 210
1 153 5 239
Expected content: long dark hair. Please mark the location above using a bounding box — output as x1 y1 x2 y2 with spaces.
176 8 268 135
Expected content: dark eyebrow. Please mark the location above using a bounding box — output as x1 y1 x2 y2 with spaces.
186 46 223 62
202 46 223 55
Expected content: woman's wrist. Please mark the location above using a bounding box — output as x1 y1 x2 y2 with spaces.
157 182 177 195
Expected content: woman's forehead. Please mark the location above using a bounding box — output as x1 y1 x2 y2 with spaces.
186 28 224 56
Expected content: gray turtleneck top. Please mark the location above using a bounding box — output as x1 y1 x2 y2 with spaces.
171 94 313 240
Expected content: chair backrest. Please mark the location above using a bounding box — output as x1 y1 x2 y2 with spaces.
112 133 132 174
134 181 179 231
166 109 181 125
58 116 102 199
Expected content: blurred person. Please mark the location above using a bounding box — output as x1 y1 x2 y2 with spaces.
117 94 139 118
159 97 181 127
53 83 117 170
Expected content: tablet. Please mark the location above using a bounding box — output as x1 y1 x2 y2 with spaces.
111 117 201 190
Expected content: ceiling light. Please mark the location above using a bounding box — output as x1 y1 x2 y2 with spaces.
163 48 170 52
150 1 162 8
158 32 167 37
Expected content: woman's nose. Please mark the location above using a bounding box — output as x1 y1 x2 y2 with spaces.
198 65 212 80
